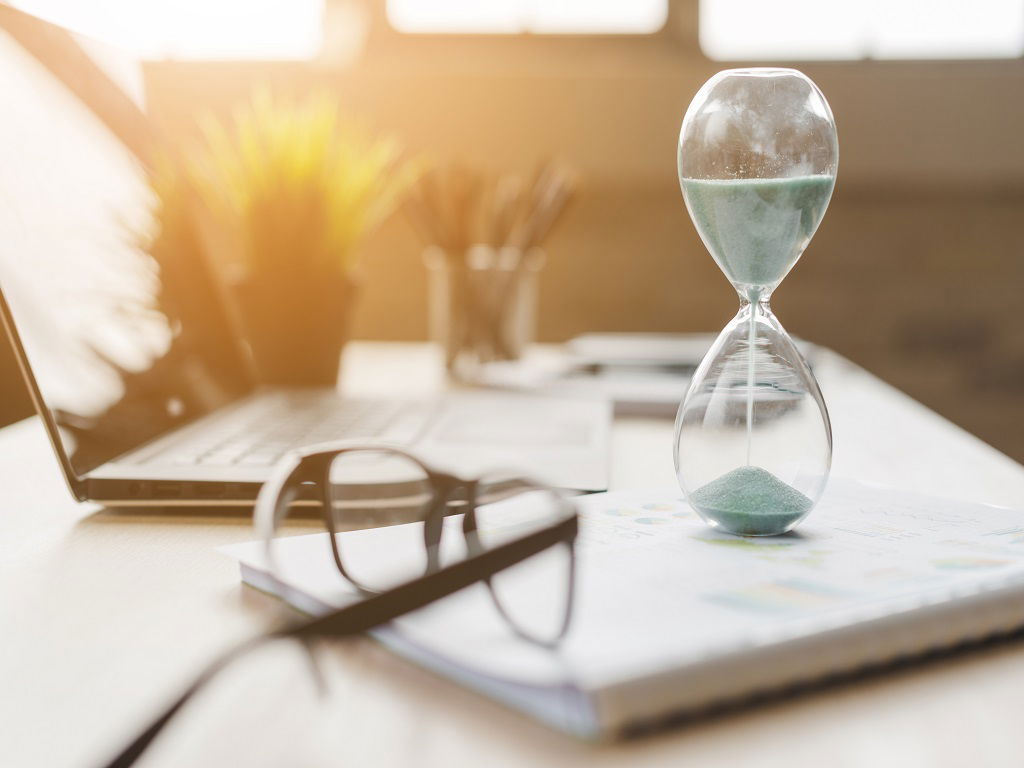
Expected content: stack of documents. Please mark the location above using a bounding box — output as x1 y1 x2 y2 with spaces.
223 479 1024 738
477 333 712 417
476 333 818 417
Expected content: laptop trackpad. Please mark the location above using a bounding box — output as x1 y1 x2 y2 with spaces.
434 412 590 446
417 394 610 491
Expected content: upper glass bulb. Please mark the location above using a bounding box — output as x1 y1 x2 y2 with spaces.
678 68 838 301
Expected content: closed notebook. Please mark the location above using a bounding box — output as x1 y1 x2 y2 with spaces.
221 479 1024 738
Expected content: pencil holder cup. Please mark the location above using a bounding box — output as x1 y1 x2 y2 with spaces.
424 245 544 382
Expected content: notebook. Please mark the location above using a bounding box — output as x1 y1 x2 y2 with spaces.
221 479 1024 738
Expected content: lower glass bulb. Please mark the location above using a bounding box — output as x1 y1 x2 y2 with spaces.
674 300 832 536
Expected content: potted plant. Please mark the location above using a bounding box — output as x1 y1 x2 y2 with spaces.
153 90 417 387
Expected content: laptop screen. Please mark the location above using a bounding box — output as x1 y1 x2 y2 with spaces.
0 11 252 477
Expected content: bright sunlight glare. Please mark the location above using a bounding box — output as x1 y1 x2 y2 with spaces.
386 0 668 34
10 0 323 59
700 0 1024 60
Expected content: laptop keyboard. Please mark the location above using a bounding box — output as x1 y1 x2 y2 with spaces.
150 396 424 468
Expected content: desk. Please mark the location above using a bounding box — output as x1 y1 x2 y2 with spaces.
2 342 1024 768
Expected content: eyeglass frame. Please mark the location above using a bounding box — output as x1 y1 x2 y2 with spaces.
103 442 580 768
256 440 579 647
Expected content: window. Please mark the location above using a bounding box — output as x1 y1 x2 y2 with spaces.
700 0 1024 60
386 0 668 35
10 0 323 59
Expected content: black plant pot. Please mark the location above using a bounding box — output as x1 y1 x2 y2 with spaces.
234 271 356 388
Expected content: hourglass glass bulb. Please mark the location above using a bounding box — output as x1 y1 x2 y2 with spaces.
674 69 837 536
678 69 837 302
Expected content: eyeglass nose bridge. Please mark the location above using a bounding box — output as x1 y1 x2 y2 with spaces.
422 475 470 574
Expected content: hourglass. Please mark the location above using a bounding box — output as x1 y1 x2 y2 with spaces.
674 69 837 537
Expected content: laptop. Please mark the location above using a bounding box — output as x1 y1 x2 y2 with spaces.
0 5 610 509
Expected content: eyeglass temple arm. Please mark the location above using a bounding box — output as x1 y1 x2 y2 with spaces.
293 513 576 640
100 514 576 768
99 634 272 768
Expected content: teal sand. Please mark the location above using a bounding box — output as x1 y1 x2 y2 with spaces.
680 175 834 290
689 466 813 536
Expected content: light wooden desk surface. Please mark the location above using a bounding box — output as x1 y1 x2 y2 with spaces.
3 342 1024 768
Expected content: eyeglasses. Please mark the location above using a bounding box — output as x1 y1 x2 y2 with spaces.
103 442 579 768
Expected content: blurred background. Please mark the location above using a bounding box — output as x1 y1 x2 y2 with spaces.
1 0 1022 460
